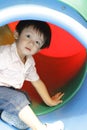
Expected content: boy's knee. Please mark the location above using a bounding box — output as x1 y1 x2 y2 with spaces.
14 92 29 105
3 90 30 114
10 91 30 112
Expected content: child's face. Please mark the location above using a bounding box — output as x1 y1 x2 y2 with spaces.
15 26 45 57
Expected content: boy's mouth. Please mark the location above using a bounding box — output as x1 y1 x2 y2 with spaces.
25 47 31 51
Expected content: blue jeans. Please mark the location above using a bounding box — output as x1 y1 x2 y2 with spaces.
0 86 30 115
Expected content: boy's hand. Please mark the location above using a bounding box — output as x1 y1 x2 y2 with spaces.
50 92 64 106
32 79 64 107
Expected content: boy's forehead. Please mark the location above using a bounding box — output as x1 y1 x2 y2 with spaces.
24 26 44 36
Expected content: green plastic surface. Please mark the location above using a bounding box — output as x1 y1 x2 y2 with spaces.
59 0 87 21
30 62 86 115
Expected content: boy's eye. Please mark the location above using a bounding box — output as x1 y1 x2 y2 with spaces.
36 41 41 46
26 34 30 38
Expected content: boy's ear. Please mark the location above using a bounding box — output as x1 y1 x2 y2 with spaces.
14 31 19 40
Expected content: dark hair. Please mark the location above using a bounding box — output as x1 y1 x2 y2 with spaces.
16 20 51 49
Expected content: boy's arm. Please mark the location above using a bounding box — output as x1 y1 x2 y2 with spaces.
31 79 64 107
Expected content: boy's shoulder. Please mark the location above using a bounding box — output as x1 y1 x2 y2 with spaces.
0 44 12 55
0 44 13 68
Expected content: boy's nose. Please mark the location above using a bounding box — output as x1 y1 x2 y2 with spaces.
29 40 35 47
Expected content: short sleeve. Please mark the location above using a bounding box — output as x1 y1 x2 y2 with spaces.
25 65 39 81
25 56 39 82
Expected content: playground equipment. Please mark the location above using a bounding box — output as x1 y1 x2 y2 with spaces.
0 0 87 129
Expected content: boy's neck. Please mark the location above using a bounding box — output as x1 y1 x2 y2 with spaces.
21 56 26 64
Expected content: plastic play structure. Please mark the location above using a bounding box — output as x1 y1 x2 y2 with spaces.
0 0 87 130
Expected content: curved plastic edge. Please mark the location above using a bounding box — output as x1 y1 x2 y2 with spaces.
0 4 87 48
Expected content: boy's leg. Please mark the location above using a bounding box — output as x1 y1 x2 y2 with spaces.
1 110 28 129
1 105 64 130
0 86 30 129
18 105 45 130
0 87 64 130
18 105 64 130
0 87 44 130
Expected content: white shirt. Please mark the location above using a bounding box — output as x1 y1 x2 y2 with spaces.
0 43 39 89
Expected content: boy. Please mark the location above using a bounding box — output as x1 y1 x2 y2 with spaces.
0 20 64 130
